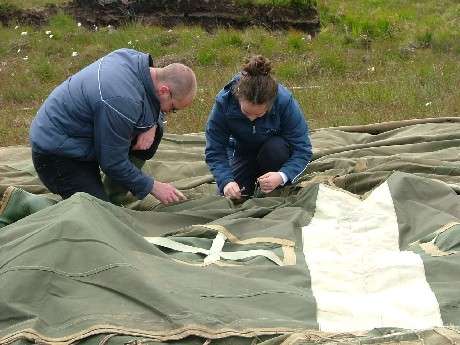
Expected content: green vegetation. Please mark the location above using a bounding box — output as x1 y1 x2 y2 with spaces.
0 1 17 13
1 0 68 8
0 0 459 146
237 0 317 9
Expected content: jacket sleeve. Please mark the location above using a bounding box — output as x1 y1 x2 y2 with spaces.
279 97 313 183
93 97 154 199
205 102 234 192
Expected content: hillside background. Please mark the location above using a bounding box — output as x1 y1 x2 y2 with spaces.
0 0 459 146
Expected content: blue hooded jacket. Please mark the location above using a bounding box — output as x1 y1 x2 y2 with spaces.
29 49 160 199
205 75 313 191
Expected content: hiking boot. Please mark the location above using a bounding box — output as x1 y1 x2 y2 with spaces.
103 156 146 206
0 186 57 228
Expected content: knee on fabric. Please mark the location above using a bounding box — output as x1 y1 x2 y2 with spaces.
257 136 290 173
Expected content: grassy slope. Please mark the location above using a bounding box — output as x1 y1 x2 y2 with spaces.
0 0 459 145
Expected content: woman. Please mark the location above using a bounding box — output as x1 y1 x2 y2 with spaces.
205 55 312 199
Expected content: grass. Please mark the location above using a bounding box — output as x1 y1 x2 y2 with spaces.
0 0 459 146
0 0 68 8
237 0 317 9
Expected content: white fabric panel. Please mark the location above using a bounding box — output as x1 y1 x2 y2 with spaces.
302 183 443 332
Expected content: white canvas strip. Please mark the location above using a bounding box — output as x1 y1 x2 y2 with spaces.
220 249 284 266
145 237 210 255
204 232 227 266
302 183 443 332
145 236 284 266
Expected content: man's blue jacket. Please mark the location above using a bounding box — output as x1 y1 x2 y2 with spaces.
205 75 313 191
30 49 160 199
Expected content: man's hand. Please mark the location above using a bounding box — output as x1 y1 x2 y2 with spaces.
257 172 283 194
151 180 186 205
223 181 242 199
132 125 157 151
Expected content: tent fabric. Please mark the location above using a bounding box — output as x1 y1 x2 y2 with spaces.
2 117 460 206
0 117 460 344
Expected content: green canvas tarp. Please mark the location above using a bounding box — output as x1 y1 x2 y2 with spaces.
0 117 459 345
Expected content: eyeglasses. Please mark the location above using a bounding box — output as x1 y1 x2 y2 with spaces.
169 90 177 114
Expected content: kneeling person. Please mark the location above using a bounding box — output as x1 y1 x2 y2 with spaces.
30 48 197 205
205 55 312 199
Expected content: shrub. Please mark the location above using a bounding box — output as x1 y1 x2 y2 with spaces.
0 1 18 16
197 47 217 66
416 31 433 48
276 61 304 80
214 31 244 49
32 59 56 82
318 54 346 75
287 32 306 52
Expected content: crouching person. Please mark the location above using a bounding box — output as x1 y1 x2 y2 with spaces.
29 48 197 205
205 55 313 199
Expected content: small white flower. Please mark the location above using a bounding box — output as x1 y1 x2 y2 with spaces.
196 35 200 38
71 51 79 57
22 56 28 61
167 29 173 32
94 26 98 31
368 66 375 72
77 22 82 27
45 30 52 35
107 25 113 29
425 101 432 106
301 37 306 40
128 40 132 45
49 34 54 38
21 31 28 36
135 39 139 42
17 49 21 53
306 34 312 41
14 25 19 30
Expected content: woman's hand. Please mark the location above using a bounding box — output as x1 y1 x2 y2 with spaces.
257 172 283 193
223 181 242 199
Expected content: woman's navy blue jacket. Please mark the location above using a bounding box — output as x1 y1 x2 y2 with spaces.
205 75 313 191
29 49 160 199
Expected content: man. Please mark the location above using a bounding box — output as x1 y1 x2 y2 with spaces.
29 48 197 205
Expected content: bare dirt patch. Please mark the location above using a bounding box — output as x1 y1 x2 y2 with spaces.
0 3 58 26
1 0 320 33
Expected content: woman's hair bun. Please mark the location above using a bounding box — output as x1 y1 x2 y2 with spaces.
242 55 272 76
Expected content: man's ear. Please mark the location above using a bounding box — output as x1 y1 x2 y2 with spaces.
158 85 170 95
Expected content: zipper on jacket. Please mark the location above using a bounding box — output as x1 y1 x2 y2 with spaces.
252 124 256 134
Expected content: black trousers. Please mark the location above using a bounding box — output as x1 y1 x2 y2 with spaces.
32 127 163 202
228 136 290 195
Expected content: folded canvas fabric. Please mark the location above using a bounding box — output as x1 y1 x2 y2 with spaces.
0 117 459 345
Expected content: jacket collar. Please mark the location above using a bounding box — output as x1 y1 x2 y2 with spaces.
139 53 161 118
